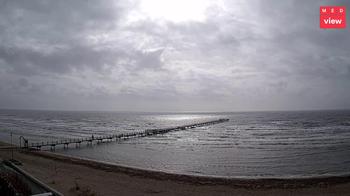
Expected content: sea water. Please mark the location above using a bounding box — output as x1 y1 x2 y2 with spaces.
0 109 349 178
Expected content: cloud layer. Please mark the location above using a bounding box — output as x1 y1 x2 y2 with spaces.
0 0 349 111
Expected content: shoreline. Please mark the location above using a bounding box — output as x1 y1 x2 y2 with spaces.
2 141 350 195
2 139 350 189
25 150 350 189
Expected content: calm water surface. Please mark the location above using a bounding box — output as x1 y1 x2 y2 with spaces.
1 109 350 178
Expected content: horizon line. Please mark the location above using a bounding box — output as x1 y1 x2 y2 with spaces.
0 107 349 114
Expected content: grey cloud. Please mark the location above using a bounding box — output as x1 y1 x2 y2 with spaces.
0 44 126 75
0 0 349 111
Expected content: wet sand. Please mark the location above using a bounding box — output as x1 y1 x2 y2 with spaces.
1 142 350 196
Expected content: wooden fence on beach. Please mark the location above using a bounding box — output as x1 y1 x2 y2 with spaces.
20 118 229 151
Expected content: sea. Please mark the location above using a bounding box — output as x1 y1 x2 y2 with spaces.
0 109 350 178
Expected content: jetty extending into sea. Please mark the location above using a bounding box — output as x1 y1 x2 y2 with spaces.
20 118 229 151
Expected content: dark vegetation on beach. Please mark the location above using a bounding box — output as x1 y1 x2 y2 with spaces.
0 170 32 196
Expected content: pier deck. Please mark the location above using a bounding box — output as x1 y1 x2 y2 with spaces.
21 119 229 150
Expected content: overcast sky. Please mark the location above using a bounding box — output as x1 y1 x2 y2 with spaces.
0 0 349 112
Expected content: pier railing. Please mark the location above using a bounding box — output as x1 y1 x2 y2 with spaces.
22 118 229 151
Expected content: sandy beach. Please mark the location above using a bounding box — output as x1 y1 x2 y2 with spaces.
0 142 349 196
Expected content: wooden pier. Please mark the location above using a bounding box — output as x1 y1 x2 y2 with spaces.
20 118 229 151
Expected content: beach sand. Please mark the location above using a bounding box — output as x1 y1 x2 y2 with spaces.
1 142 350 196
